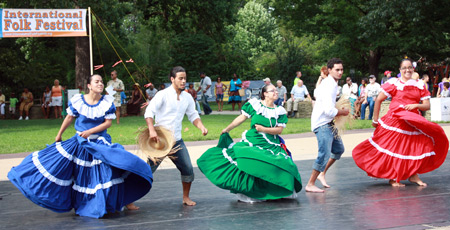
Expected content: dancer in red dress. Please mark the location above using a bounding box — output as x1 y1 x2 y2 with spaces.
352 59 449 187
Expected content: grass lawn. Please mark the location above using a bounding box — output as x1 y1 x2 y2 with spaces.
0 114 373 154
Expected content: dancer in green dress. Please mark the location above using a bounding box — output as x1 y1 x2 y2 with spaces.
198 84 302 202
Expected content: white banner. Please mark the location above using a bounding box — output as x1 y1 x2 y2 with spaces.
0 9 87 37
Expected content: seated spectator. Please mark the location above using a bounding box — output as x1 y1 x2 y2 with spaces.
341 77 358 117
145 83 158 101
19 88 33 120
274 80 287 106
126 83 144 116
361 75 380 120
439 82 450 98
41 86 52 119
286 80 312 118
436 77 449 97
0 90 5 119
9 92 18 119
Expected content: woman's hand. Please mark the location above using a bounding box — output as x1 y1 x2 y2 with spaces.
79 130 92 139
221 128 229 134
254 124 264 132
55 135 62 142
404 104 419 111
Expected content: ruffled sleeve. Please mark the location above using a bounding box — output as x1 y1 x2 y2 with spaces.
381 78 397 98
418 80 431 101
67 97 80 117
276 106 288 127
241 99 256 118
104 103 117 120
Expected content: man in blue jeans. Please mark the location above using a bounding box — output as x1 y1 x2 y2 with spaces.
306 58 349 193
145 66 208 205
197 72 212 115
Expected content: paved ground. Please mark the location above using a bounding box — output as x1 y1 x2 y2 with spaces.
1 125 449 229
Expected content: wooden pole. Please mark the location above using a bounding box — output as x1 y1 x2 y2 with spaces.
88 7 93 75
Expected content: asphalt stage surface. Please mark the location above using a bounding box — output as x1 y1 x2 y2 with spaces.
2 153 450 230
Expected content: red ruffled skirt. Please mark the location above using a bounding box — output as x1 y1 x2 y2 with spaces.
352 108 449 181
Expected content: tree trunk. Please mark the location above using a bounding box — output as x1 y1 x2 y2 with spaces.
75 37 90 92
368 49 381 77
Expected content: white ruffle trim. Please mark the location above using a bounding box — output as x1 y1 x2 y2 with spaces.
70 94 115 119
241 130 290 159
247 98 287 119
368 138 435 160
385 78 425 90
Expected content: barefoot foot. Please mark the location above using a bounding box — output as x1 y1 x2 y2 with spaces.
126 203 140 210
317 173 330 188
389 179 405 187
305 185 325 193
409 174 427 187
183 197 197 206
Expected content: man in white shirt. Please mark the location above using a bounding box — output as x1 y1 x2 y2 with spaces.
306 58 349 193
197 72 212 115
361 75 381 120
286 80 312 117
145 66 208 206
341 77 358 117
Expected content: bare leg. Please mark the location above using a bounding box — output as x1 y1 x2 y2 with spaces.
305 170 325 193
317 158 336 188
125 203 139 210
232 102 235 111
54 106 58 118
115 108 120 124
409 174 427 186
182 182 196 206
237 102 241 110
389 179 405 187
58 106 62 118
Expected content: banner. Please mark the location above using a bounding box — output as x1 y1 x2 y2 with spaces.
0 9 87 37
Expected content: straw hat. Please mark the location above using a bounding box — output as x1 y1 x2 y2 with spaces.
137 126 176 160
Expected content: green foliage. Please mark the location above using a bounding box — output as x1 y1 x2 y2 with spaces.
228 1 282 62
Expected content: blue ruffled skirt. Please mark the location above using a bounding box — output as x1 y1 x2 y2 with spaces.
8 134 153 218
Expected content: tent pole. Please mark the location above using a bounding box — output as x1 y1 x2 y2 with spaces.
88 7 93 75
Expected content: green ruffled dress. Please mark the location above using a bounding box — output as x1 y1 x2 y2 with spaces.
197 99 302 200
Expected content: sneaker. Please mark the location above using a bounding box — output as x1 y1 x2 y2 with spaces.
25 116 29 120
18 116 23 120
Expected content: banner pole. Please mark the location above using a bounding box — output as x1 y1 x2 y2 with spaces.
88 7 93 75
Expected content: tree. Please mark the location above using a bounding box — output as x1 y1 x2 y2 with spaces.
228 1 282 62
273 0 450 76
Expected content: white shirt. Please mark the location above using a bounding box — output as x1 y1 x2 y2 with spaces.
200 76 212 97
311 76 338 131
365 82 381 98
290 85 309 100
441 89 450 98
342 83 358 99
144 85 200 140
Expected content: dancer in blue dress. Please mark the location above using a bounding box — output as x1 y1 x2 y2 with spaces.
8 74 153 218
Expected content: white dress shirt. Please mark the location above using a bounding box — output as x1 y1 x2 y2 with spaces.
311 76 338 131
144 85 200 140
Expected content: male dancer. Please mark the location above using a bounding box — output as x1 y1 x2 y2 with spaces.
144 66 208 205
306 58 349 193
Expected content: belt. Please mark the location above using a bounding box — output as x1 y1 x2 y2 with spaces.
76 131 100 140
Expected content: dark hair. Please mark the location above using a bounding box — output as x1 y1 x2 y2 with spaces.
260 84 271 100
361 78 368 85
327 58 343 69
169 66 186 81
400 58 413 67
444 82 450 88
88 74 102 84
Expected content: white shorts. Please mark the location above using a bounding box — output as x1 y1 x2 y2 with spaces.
51 96 62 107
